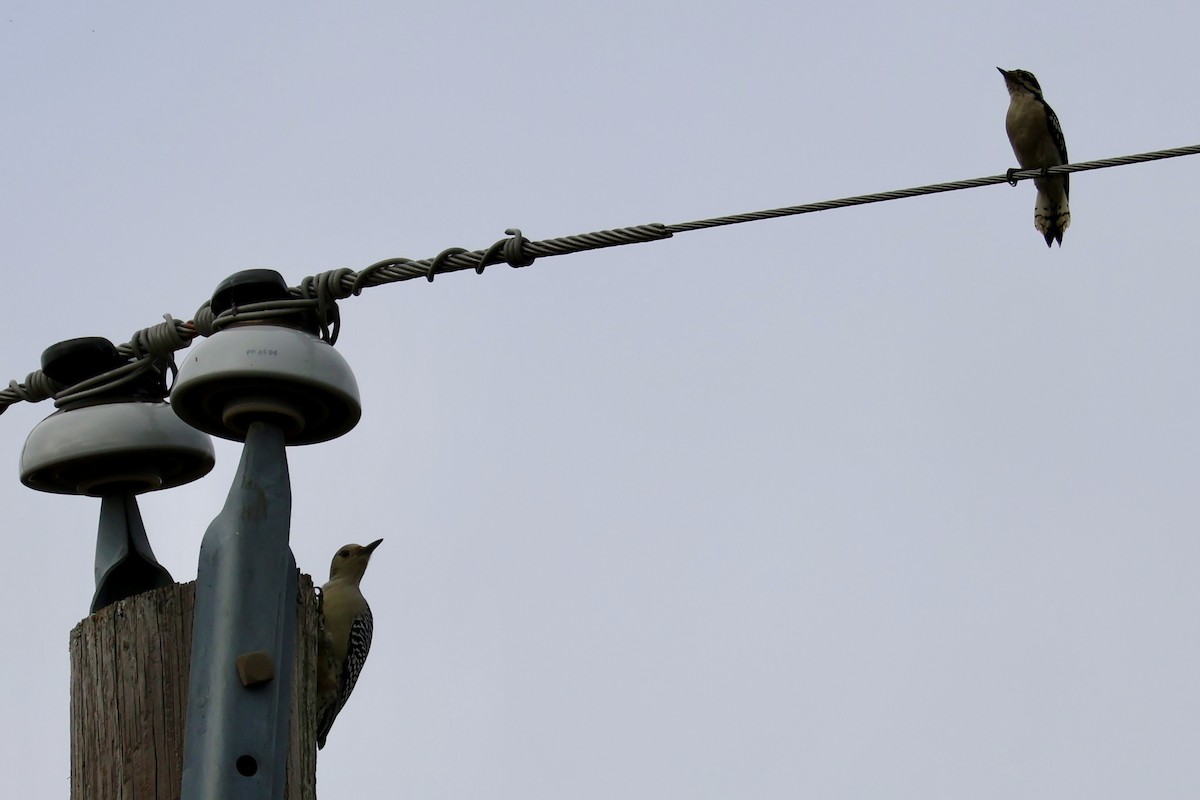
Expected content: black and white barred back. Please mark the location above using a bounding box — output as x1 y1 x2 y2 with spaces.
316 603 374 748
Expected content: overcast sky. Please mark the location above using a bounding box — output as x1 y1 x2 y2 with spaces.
4 2 1200 798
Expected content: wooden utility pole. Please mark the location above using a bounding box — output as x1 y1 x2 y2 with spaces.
69 575 319 800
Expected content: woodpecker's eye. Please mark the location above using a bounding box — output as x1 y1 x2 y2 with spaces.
338 549 350 558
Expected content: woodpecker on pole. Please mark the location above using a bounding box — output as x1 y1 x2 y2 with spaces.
316 538 383 749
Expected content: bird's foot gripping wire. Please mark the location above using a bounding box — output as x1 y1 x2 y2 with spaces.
1006 168 1020 187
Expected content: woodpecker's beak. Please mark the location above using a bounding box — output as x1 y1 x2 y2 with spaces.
997 67 1010 78
362 538 383 555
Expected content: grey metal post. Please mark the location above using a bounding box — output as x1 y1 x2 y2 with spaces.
182 420 298 800
91 492 174 613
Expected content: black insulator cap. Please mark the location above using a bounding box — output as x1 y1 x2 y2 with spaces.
41 337 124 386
210 269 290 316
40 336 169 402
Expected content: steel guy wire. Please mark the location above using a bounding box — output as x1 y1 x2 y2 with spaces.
3 142 1199 415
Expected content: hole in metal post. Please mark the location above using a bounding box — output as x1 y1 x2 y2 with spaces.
236 755 258 777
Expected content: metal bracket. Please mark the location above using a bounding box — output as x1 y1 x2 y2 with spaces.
91 492 174 613
182 421 298 800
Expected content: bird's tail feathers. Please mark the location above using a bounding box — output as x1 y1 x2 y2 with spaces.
1034 192 1071 247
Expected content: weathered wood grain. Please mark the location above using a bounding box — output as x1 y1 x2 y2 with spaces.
70 575 319 800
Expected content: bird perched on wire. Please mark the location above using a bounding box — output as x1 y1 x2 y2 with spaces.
316 538 383 749
998 67 1071 246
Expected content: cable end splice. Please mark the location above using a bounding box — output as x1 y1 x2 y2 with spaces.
474 228 536 276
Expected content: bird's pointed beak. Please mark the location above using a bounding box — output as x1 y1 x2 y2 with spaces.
363 538 383 555
997 67 1009 78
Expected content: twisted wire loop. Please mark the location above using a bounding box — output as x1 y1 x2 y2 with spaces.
297 267 357 344
0 315 197 415
427 247 468 283
52 358 156 408
123 315 195 361
475 228 535 274
192 301 217 337
350 257 423 295
344 224 673 290
209 298 321 332
123 314 196 389
504 228 535 267
1 371 62 415
442 227 535 277
54 315 198 408
206 266 359 343
4 143 1200 416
